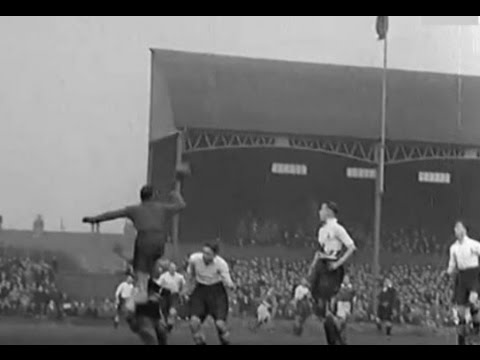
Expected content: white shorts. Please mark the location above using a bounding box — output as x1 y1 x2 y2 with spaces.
336 301 352 320
257 304 271 323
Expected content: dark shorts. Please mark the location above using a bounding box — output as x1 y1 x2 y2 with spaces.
310 259 345 302
377 305 393 322
454 267 480 306
167 293 180 311
134 279 165 320
159 289 180 317
295 299 311 321
136 300 162 320
127 314 168 346
117 298 126 313
133 236 166 274
189 283 229 322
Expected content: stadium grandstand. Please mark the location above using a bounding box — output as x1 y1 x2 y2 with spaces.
149 49 480 248
2 47 480 331
144 49 480 328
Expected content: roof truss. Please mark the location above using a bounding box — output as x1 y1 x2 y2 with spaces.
183 129 480 165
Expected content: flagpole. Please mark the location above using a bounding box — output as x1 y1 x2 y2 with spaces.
372 27 388 316
172 131 184 264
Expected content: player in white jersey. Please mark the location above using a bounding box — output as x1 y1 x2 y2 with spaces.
447 220 480 345
113 274 134 329
308 201 356 345
187 243 235 345
253 287 277 332
156 262 186 332
292 278 312 336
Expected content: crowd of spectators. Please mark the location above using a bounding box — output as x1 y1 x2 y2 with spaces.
226 257 455 327
347 263 453 327
233 215 451 257
0 248 117 321
0 241 457 329
234 216 315 249
0 255 58 317
58 298 117 319
380 227 449 255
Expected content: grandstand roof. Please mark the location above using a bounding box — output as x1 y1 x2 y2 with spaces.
150 49 480 147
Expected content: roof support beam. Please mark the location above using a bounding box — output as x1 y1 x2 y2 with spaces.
183 129 480 165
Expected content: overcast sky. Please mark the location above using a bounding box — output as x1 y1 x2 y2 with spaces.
1 16 479 232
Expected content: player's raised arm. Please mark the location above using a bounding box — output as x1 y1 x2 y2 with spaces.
83 207 131 225
162 190 186 212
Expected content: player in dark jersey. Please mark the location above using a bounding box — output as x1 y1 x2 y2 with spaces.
83 185 185 345
126 277 169 345
323 275 355 345
376 278 398 336
83 185 186 310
